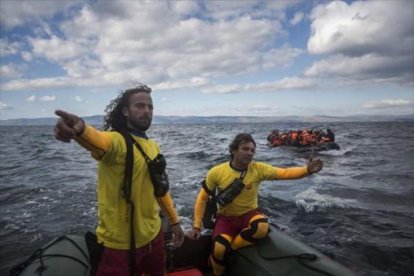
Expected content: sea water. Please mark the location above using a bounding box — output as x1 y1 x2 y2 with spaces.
1 122 413 275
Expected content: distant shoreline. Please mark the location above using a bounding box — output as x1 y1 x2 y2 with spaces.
1 114 413 126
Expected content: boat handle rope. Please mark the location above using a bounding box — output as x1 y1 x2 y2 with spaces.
35 253 90 275
256 248 335 276
10 235 91 276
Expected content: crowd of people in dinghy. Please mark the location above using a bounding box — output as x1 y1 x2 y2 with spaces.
267 128 335 147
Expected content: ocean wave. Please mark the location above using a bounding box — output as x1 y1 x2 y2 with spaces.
320 146 356 156
295 187 357 212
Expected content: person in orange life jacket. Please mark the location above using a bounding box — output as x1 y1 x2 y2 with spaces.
266 130 279 147
319 129 335 143
270 131 289 147
299 129 315 146
309 130 317 144
54 84 184 276
292 130 302 146
279 132 289 145
287 130 300 146
187 133 323 276
326 128 335 142
313 130 321 142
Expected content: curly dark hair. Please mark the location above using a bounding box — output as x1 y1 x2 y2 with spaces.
229 133 256 160
103 84 152 131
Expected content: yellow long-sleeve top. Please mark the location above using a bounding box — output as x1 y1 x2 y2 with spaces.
193 161 308 229
76 125 179 249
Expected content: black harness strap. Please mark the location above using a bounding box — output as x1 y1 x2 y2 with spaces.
118 130 136 276
239 169 247 181
131 140 152 163
202 180 215 196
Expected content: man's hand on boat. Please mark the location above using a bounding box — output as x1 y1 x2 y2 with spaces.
54 110 85 142
171 224 185 247
307 156 323 174
186 227 201 240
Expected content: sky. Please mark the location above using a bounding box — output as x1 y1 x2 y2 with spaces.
0 0 413 120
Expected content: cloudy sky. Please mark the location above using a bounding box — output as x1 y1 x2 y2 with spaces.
0 0 413 120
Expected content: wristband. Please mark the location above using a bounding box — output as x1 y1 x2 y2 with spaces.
76 118 86 136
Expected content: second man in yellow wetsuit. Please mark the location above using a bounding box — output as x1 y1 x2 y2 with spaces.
54 84 184 276
187 133 323 276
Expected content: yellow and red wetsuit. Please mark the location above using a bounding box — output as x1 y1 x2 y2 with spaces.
193 161 309 275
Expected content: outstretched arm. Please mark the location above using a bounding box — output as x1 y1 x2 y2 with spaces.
54 110 112 159
274 156 323 179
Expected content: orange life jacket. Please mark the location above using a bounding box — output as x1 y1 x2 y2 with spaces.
290 131 299 142
272 137 285 146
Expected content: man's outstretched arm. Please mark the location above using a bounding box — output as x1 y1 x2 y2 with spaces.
54 110 111 159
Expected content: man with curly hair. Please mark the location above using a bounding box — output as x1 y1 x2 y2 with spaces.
54 84 184 276
188 133 323 276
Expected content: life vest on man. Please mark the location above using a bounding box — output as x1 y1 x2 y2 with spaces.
299 130 317 146
271 136 285 146
288 131 299 145
267 130 279 143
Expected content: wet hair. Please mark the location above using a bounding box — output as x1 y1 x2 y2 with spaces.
229 133 256 160
103 84 152 131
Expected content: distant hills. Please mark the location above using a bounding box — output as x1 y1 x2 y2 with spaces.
1 114 413 126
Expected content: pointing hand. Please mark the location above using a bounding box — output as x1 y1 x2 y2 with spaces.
54 110 85 142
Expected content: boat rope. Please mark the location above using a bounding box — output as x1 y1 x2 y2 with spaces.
10 235 91 276
257 248 334 276
35 254 90 274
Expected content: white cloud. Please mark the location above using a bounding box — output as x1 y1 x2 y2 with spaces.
202 77 315 94
29 35 88 64
40 95 56 102
21 51 33 62
0 64 22 79
170 1 199 16
74 96 83 102
0 38 21 57
204 1 299 21
158 102 282 117
202 84 243 94
0 0 81 29
250 104 279 115
306 0 414 86
290 11 304 25
2 77 102 91
304 54 414 85
154 77 209 90
223 103 281 116
26 95 36 102
1 1 301 91
0 101 12 110
308 1 414 56
362 99 413 109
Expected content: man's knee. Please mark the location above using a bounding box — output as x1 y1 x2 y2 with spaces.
241 216 269 242
212 234 232 265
